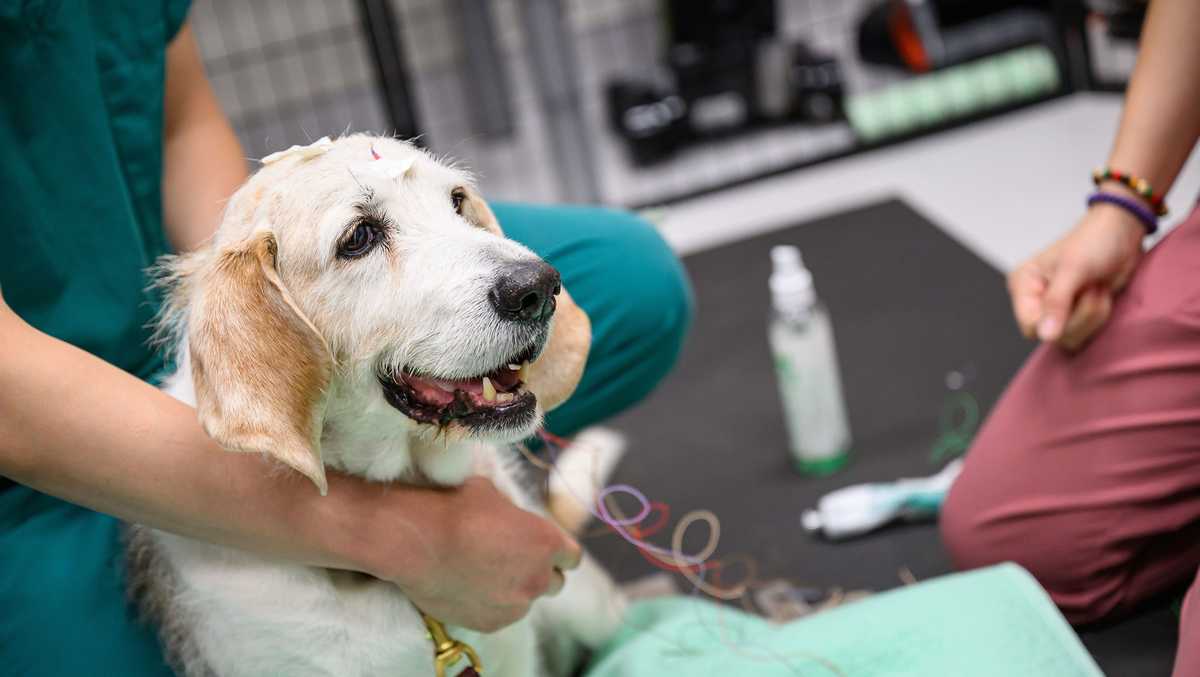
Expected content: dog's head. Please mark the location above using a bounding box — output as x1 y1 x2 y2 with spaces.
159 135 590 493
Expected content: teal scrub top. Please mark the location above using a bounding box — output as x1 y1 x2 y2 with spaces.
1 3 190 674
0 4 695 673
0 0 191 380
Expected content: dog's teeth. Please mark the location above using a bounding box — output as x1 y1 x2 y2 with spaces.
482 376 496 402
518 362 529 382
497 392 514 403
507 363 521 371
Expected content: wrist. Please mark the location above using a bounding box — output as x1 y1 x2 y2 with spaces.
1095 179 1143 202
1084 199 1150 243
317 474 445 586
1093 166 1168 217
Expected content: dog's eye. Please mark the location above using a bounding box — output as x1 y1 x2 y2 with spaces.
451 188 467 215
338 222 380 259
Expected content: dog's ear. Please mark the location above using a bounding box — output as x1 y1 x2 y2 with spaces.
525 285 591 412
184 228 333 495
459 186 504 236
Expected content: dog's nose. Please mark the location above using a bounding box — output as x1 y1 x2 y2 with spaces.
489 260 561 323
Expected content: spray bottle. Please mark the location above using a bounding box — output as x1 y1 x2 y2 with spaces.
768 245 852 475
801 460 964 540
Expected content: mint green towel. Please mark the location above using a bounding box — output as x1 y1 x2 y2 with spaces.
587 564 1102 677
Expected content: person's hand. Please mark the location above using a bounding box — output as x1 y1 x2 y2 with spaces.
1007 199 1146 351
371 476 582 632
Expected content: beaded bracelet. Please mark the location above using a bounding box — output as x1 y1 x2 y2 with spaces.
1092 166 1168 216
1087 191 1158 235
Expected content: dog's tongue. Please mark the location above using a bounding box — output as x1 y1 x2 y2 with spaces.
406 377 456 406
405 364 523 400
404 366 522 408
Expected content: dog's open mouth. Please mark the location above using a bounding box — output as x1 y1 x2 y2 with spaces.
379 345 539 429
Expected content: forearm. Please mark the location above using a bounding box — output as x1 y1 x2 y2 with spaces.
0 303 443 583
161 25 248 252
1105 0 1200 195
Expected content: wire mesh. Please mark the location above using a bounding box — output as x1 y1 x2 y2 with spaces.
192 0 387 162
191 0 1072 207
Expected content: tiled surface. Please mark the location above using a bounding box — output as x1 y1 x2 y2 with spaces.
191 0 385 159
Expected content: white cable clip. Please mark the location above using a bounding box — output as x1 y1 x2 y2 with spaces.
261 136 334 165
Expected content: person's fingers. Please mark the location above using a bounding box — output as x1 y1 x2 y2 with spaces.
1038 262 1089 342
1058 288 1112 351
1007 266 1047 338
552 535 583 571
545 567 566 597
471 607 519 634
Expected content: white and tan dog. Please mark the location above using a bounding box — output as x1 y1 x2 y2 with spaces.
126 134 624 676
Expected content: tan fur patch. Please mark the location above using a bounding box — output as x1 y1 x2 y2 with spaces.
190 230 333 494
462 187 503 236
525 287 591 412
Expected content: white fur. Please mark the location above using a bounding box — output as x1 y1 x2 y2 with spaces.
141 135 625 676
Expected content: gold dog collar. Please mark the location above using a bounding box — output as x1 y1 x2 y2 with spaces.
421 611 483 677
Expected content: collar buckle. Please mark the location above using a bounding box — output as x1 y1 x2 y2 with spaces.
421 611 484 677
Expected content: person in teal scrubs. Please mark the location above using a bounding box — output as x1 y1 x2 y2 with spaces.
0 2 691 674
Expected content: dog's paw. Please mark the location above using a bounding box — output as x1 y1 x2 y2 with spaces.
546 427 626 534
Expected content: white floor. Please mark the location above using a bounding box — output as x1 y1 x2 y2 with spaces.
656 93 1200 272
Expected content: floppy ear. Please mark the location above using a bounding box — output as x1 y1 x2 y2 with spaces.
185 229 333 494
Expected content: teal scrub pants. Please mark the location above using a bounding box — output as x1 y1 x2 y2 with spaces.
0 204 693 676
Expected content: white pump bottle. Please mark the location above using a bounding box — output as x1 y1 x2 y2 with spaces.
768 245 852 474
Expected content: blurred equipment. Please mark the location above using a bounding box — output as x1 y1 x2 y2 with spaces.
768 246 852 476
801 460 964 540
192 0 1079 207
1082 0 1147 88
606 0 846 166
849 0 1066 144
846 44 1061 143
856 0 1060 73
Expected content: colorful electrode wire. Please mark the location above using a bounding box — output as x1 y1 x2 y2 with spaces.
520 431 849 676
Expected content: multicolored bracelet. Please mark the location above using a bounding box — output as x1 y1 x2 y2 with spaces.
1087 191 1158 235
1091 166 1168 216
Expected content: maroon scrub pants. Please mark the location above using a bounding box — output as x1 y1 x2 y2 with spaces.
941 204 1200 676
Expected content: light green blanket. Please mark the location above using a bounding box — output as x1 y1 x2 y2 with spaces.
587 564 1103 677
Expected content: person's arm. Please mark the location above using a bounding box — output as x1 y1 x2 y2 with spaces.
1102 1 1200 199
161 24 248 252
0 22 580 633
0 292 578 631
1009 0 1200 349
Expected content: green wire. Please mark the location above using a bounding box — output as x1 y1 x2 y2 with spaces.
929 391 980 463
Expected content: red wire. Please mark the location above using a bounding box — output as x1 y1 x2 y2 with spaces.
538 428 724 576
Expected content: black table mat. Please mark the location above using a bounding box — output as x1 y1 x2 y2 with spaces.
583 198 1177 676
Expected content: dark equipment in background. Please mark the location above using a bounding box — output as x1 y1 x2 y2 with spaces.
1079 0 1146 91
194 0 1133 208
856 0 1062 73
605 0 847 166
1093 1 1145 41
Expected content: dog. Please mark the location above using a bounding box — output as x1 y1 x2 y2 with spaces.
125 134 625 676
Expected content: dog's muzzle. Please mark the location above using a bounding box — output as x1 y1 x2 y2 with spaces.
489 259 560 324
378 341 542 431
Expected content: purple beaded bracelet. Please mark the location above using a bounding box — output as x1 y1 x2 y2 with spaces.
1087 191 1158 235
